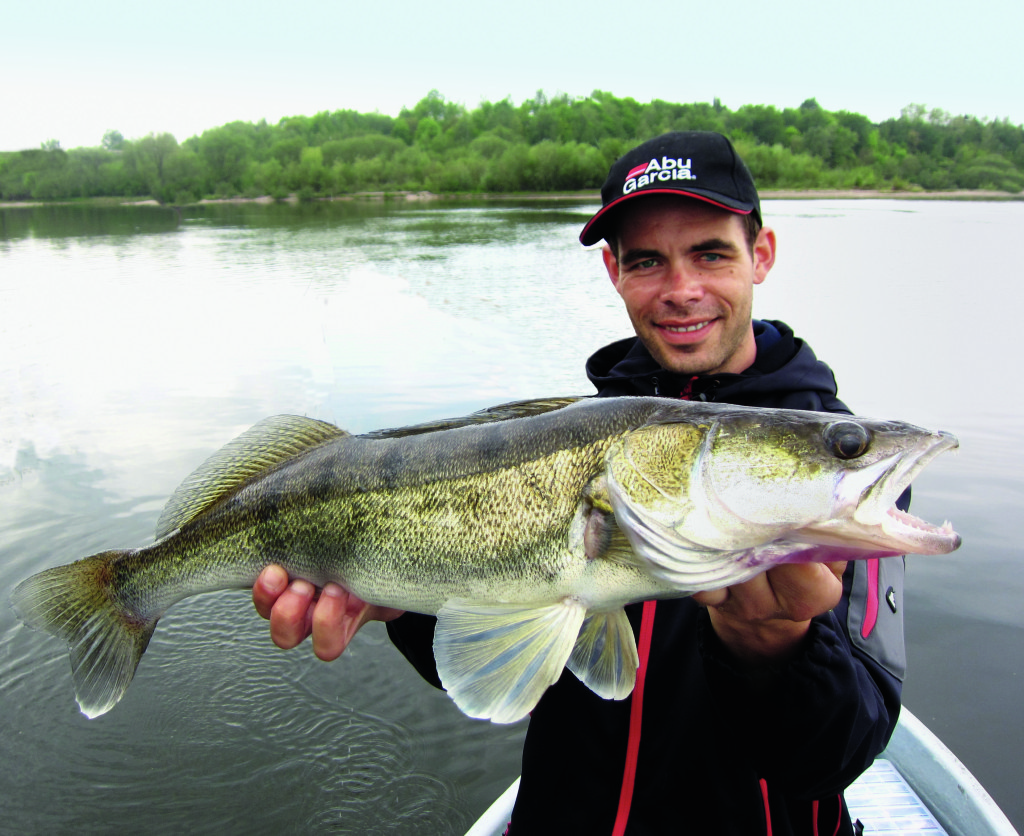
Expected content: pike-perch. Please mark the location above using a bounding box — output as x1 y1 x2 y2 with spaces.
11 397 961 723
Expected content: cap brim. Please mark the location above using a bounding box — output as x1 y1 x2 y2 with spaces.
579 188 756 246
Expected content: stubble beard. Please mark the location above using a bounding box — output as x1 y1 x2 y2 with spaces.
634 305 754 377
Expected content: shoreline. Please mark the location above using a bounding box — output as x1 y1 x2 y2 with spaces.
2 187 1022 210
760 188 1024 200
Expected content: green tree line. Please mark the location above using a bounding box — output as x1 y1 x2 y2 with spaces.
3 90 1023 203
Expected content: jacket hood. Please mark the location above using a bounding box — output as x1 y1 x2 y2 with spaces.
585 320 850 413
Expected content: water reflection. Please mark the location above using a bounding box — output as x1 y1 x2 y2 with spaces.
0 197 579 241
0 202 182 241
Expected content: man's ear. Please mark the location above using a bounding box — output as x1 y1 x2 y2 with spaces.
602 244 621 289
752 226 776 286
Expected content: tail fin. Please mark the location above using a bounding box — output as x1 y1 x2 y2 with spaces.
10 551 156 719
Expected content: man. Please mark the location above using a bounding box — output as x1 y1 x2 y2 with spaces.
253 132 904 835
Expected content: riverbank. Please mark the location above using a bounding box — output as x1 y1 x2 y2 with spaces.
2 187 1022 210
760 188 1024 200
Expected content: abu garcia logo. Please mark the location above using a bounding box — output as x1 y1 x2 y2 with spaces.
623 157 694 194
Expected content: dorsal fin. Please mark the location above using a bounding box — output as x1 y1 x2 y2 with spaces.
155 415 349 538
358 396 585 439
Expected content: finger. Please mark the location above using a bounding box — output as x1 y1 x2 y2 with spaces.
269 579 316 649
712 571 776 621
826 560 848 582
311 584 360 661
692 588 728 608
696 563 841 623
253 564 289 620
760 563 844 622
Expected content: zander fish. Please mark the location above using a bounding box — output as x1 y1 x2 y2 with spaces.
11 397 960 724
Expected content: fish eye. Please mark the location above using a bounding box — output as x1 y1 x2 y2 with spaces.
825 422 871 459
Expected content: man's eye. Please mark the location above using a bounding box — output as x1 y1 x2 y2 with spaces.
699 253 723 262
635 258 658 269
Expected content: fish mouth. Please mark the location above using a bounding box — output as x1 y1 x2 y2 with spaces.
803 429 961 556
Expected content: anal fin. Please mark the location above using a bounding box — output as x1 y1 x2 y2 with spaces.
567 609 638 700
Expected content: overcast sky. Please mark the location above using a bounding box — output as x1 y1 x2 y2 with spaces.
4 0 1022 152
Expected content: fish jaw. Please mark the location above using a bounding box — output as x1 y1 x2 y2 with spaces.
605 410 962 590
797 429 961 557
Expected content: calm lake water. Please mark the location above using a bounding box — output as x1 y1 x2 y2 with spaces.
2 197 1022 833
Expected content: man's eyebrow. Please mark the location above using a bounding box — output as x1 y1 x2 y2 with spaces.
618 247 662 265
688 237 739 254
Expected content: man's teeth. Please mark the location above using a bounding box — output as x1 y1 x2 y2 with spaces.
665 321 711 333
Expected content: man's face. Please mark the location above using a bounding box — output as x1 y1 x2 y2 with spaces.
603 196 776 376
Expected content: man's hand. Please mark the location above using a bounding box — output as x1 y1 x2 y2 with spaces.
692 562 847 665
252 565 404 661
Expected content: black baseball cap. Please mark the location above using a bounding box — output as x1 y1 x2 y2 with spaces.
579 131 761 246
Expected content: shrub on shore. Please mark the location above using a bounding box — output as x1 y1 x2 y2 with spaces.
3 93 1022 203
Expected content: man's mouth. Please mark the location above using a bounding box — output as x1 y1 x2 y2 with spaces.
662 319 713 334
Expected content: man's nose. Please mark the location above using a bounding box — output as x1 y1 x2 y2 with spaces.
661 263 705 304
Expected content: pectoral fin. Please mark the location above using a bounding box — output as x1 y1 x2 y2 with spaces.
566 609 638 700
433 599 587 724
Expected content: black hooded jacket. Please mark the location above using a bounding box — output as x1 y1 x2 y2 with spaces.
387 320 905 835
585 319 850 412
